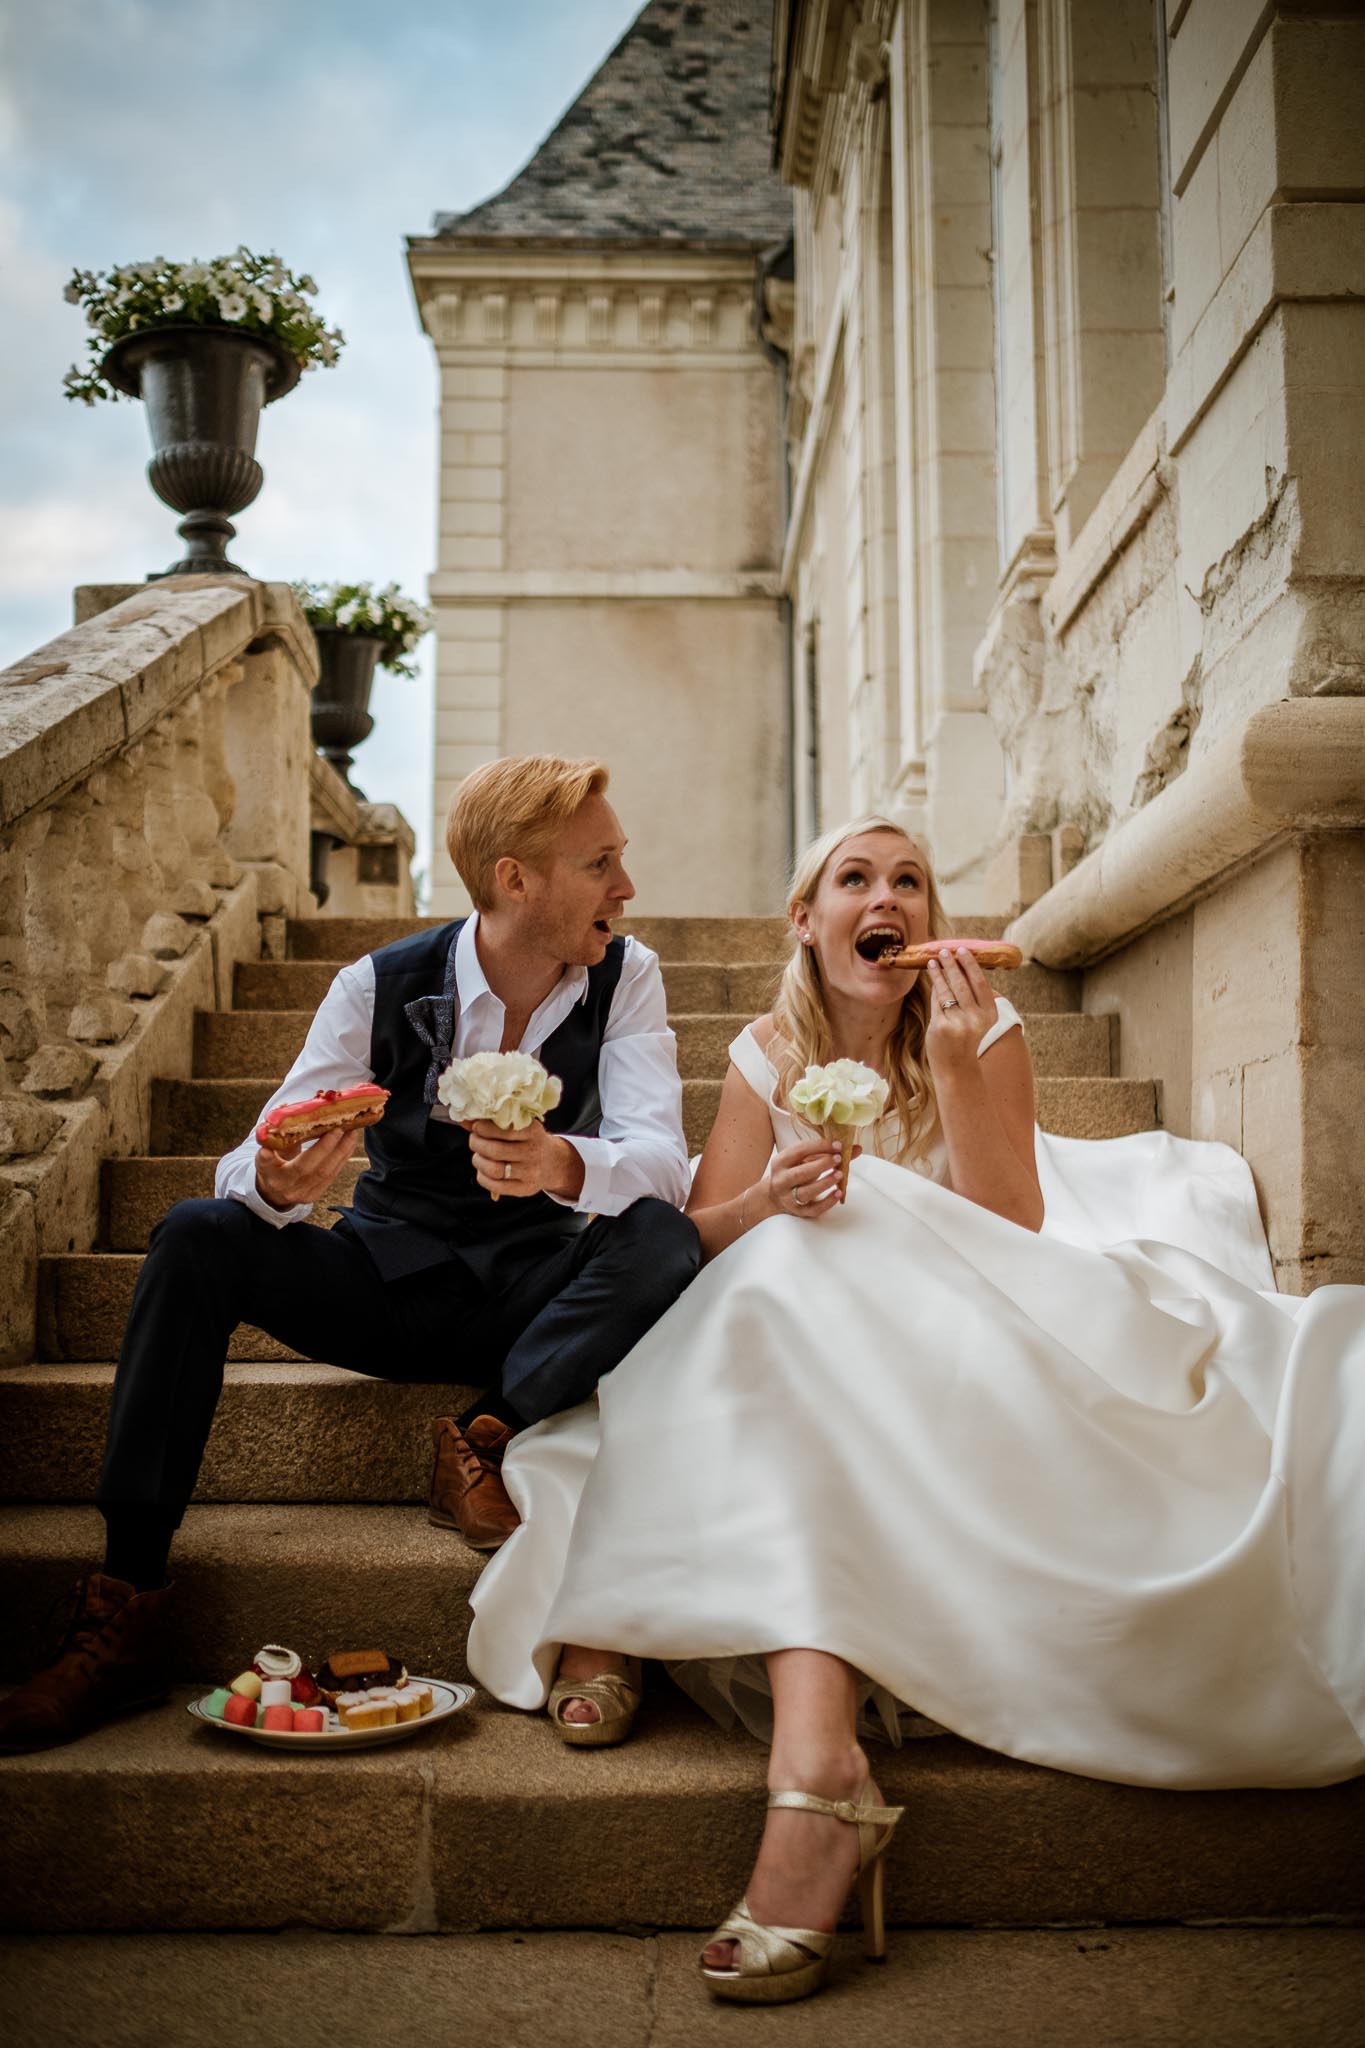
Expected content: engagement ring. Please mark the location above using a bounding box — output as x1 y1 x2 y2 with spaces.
503 1162 512 1180
941 996 958 1009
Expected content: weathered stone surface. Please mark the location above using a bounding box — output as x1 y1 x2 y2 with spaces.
0 1507 483 1683
0 1190 36 1366
105 952 167 998
21 1045 96 1099
0 1362 478 1504
0 989 41 1063
67 994 137 1045
102 1154 365 1250
150 1078 314 1157
141 911 195 960
171 878 218 919
38 1252 296 1362
193 1008 311 1078
3 1925 1363 2048
0 1687 1359 1935
0 1093 61 1161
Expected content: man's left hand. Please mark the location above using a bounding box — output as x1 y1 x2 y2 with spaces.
464 1119 586 1202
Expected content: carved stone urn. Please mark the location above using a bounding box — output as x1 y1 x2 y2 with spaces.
102 323 300 577
309 629 387 794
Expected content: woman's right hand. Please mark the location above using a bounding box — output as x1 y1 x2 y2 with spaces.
761 1138 856 1221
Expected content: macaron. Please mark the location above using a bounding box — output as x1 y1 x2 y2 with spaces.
259 1679 293 1708
223 1694 259 1727
229 1670 262 1702
202 1687 233 1720
261 1704 295 1732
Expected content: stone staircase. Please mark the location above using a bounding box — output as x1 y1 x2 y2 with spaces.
1 915 1360 1939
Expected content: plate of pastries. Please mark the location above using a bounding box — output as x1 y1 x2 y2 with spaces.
187 1643 474 1750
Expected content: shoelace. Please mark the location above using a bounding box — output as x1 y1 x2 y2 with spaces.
39 1577 120 1673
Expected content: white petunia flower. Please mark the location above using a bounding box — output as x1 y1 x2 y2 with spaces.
162 292 184 313
217 292 248 321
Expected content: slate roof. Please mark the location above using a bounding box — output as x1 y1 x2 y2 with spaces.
431 0 791 247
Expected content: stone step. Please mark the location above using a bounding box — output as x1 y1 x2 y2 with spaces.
0 1675 1358 1933
0 1505 480 1686
194 1007 1114 1083
103 1157 365 1250
4 1926 1362 2045
0 1363 473 1505
39 1253 302 1363
287 916 795 963
237 953 1081 1015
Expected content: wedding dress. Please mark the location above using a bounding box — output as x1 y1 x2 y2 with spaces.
467 1002 1365 1790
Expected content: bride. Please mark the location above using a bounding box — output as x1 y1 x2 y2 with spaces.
467 815 1365 2005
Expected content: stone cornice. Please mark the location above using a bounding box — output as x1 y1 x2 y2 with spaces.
428 570 781 604
1007 698 1365 967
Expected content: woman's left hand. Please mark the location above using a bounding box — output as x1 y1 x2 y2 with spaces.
923 947 999 1074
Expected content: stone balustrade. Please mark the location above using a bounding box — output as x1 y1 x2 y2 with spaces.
0 577 416 1363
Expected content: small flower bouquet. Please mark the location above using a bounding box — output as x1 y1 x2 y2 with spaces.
291 581 433 680
790 1058 889 1198
62 247 344 405
437 1052 563 1200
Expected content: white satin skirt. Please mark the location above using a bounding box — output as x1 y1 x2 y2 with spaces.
467 1133 1365 1790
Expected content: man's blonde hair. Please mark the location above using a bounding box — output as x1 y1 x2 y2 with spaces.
446 756 610 911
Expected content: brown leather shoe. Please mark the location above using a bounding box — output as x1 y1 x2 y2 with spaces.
0 1573 174 1753
428 1414 520 1550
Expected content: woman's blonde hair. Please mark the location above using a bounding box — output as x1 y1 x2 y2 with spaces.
770 816 953 1165
446 755 610 911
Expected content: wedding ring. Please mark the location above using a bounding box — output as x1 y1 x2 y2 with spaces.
941 996 958 1009
794 1189 806 1206
503 1162 512 1181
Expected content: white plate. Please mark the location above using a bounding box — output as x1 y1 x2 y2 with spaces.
187 1677 476 1751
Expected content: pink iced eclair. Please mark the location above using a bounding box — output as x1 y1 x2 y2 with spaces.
255 1083 390 1153
877 938 1023 972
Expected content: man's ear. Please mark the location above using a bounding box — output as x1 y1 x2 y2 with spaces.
491 854 531 907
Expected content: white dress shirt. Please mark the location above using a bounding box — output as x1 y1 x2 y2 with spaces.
215 915 691 1229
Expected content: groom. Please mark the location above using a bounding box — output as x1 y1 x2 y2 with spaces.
0 755 699 1752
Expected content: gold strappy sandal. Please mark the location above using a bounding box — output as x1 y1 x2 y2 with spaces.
546 1657 642 1748
700 1781 904 2005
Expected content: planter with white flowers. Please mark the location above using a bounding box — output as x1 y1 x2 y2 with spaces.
63 250 344 577
292 582 431 793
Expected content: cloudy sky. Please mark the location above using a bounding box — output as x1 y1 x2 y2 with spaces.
0 0 643 895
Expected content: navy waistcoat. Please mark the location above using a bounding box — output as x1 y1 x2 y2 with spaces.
342 919 625 1283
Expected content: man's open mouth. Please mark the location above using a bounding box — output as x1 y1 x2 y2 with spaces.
854 926 906 963
593 919 613 936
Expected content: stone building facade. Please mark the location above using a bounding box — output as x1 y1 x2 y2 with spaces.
774 0 1365 1287
407 0 792 917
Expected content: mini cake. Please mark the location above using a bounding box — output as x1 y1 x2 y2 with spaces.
315 1650 407 1706
335 1692 389 1731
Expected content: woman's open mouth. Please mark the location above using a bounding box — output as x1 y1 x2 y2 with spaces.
854 926 906 963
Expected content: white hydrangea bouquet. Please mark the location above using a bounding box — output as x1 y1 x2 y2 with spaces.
62 247 344 405
789 1059 890 1199
436 1052 563 1199
291 581 433 680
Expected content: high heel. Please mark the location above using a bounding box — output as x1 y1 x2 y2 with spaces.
700 1779 904 2004
546 1656 642 1748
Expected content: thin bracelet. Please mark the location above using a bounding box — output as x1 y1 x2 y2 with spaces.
739 1184 751 1235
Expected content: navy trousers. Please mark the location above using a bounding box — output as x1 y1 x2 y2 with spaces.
96 1197 700 1523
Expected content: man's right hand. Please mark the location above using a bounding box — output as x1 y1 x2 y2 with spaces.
253 1124 358 1213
